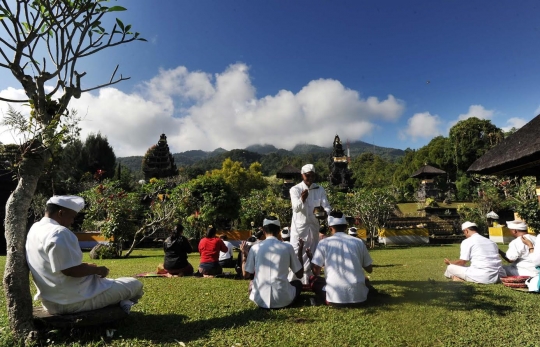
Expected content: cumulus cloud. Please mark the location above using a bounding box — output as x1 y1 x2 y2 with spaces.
0 63 405 156
457 105 495 121
400 112 442 141
501 117 528 132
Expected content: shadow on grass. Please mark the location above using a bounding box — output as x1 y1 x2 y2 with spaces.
372 264 401 268
366 280 514 316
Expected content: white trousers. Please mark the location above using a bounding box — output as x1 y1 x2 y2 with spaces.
444 264 470 281
42 277 144 315
503 264 538 277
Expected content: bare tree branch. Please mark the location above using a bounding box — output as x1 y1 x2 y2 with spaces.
81 75 131 93
0 96 28 103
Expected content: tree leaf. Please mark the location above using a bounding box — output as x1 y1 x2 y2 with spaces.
115 18 125 31
108 6 127 12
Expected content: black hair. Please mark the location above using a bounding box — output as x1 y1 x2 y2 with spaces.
170 223 184 240
220 234 228 241
46 203 62 216
468 226 479 233
206 226 217 238
262 216 280 235
247 236 257 243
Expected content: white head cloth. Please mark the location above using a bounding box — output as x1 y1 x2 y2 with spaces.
461 221 477 231
263 218 281 227
47 195 85 213
328 215 347 227
506 220 528 231
486 211 499 219
281 227 290 238
301 164 315 174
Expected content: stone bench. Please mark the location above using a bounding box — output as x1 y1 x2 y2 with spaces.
33 305 128 329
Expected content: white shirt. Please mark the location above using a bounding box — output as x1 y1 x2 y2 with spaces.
506 234 538 276
460 233 505 284
312 232 372 304
290 182 331 240
219 240 234 261
244 236 302 308
26 217 112 304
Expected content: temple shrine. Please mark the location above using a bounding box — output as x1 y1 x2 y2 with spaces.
327 135 354 191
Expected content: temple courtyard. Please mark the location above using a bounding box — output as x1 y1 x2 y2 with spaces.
0 244 536 347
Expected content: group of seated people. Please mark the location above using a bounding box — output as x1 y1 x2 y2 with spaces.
444 220 539 289
27 194 539 318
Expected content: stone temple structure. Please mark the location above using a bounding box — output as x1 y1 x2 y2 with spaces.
327 135 354 191
142 134 178 180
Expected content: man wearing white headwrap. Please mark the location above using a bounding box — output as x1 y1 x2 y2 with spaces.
241 216 305 308
443 222 506 283
26 196 144 314
289 164 331 284
306 211 374 306
499 220 537 276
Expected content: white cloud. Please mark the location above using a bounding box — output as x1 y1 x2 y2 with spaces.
0 63 405 156
400 112 442 141
501 117 528 132
457 104 495 121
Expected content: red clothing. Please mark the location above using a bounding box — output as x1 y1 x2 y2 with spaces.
198 237 228 263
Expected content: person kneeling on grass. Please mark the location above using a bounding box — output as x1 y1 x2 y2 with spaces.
306 210 374 307
163 223 194 277
444 221 506 284
241 216 305 309
26 196 143 315
198 226 229 277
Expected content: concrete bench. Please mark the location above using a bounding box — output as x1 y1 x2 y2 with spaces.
33 305 128 329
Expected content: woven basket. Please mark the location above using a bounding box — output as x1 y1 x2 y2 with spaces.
500 276 530 284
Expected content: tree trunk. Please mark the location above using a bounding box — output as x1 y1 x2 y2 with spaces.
3 148 48 340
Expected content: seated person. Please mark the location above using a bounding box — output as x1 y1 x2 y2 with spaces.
242 216 304 309
500 220 537 277
26 196 143 315
348 227 358 237
235 236 257 278
307 211 373 307
281 227 290 243
319 225 328 241
218 235 235 268
163 223 194 277
198 227 229 277
444 222 506 283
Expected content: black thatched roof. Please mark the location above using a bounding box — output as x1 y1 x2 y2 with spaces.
468 114 540 176
410 165 446 178
276 165 301 179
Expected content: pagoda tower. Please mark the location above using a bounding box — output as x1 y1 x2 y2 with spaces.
142 134 178 180
327 135 354 191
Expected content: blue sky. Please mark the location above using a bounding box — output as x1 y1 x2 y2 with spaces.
1 0 540 156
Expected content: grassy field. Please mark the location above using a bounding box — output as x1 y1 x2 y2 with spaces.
1 244 538 347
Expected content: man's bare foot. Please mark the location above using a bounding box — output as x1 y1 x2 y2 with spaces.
452 276 465 282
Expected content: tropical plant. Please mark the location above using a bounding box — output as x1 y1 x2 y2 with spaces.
0 0 144 337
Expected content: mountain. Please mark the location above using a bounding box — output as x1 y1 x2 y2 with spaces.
118 140 405 177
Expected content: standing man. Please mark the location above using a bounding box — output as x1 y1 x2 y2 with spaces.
444 221 506 284
290 164 331 283
307 211 374 306
26 196 144 315
242 217 304 309
499 220 537 277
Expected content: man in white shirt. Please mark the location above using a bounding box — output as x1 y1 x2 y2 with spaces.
444 221 506 284
242 216 304 309
218 235 235 268
290 164 331 284
26 196 144 315
499 220 537 276
307 211 373 306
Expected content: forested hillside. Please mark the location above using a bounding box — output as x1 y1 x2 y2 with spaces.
118 140 404 177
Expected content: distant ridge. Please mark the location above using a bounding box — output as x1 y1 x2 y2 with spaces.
118 140 405 177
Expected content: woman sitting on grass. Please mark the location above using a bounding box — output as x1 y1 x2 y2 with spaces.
163 223 194 277
198 227 229 277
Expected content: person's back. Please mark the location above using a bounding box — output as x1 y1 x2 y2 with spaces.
27 217 110 304
219 240 234 261
313 233 372 304
463 233 504 283
247 237 301 308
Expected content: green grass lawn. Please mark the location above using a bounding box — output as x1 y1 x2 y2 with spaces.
1 244 537 347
